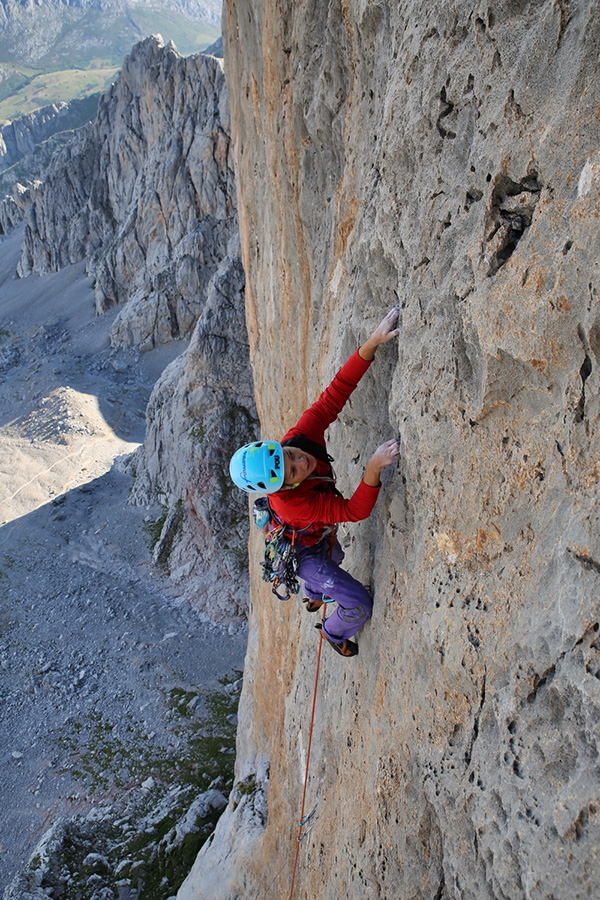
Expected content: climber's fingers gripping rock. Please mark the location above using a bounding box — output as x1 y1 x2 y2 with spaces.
363 437 401 487
359 307 401 360
372 437 401 468
371 307 401 345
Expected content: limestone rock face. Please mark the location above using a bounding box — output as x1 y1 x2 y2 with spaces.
0 182 29 233
9 36 255 626
0 97 100 234
128 231 258 623
18 35 237 352
0 96 99 174
180 1 600 898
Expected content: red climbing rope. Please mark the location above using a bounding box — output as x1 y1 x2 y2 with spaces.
288 606 327 900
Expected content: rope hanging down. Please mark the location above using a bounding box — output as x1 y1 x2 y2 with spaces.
288 606 327 900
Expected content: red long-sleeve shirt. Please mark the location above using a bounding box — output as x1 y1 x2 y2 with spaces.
268 350 381 539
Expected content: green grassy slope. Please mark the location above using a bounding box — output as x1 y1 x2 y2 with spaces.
0 3 220 121
0 68 117 120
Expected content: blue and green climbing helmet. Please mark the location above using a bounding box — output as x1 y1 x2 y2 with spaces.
229 440 284 493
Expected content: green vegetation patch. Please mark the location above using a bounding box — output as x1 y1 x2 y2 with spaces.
40 673 242 899
189 422 206 443
0 65 39 108
143 507 168 553
0 67 118 120
55 678 240 797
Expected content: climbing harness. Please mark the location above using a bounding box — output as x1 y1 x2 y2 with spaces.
253 496 302 600
287 605 327 900
254 497 333 602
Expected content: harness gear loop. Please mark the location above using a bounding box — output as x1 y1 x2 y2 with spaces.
259 503 333 601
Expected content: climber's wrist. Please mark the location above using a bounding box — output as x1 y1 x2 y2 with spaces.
363 460 383 488
358 339 377 361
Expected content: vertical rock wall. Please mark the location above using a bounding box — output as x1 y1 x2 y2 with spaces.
180 1 600 898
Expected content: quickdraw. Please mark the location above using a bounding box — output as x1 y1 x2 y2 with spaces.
261 523 301 601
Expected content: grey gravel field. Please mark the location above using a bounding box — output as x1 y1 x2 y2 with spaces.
0 227 247 893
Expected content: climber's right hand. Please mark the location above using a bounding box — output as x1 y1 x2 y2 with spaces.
363 437 401 486
358 307 401 361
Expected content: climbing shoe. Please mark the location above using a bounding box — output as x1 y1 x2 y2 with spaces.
315 623 359 657
302 594 332 613
303 597 323 613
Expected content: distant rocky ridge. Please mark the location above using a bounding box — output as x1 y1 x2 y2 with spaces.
0 0 221 67
0 181 25 232
19 35 236 350
13 35 255 625
0 95 99 173
0 95 100 233
0 0 220 20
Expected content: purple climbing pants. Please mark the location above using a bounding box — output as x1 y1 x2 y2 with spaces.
297 538 373 644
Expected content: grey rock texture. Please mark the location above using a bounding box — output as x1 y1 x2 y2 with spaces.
18 35 237 353
0 95 99 173
179 1 600 898
4 774 232 900
128 230 258 622
10 36 255 624
0 182 27 232
0 97 100 234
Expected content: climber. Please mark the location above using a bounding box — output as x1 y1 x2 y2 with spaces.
229 307 401 657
